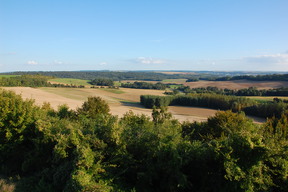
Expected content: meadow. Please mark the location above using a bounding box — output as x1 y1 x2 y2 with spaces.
0 75 19 78
48 78 91 86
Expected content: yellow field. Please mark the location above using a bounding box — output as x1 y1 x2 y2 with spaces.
1 87 265 123
1 87 219 122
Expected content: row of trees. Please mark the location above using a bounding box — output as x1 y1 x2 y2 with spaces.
121 82 169 90
0 75 86 88
141 94 255 111
5 71 216 81
89 78 114 86
0 75 52 87
214 73 288 81
6 71 288 81
1 89 287 191
141 93 288 118
177 86 288 96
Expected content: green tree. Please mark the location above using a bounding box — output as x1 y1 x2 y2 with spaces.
77 96 110 118
0 89 41 174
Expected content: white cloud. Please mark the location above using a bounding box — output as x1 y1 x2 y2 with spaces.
243 53 288 64
99 62 107 66
136 57 165 64
27 60 38 65
53 60 63 65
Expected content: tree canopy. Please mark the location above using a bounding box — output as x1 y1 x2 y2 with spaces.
0 89 287 191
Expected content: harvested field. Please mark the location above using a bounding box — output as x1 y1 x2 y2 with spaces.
168 106 217 122
184 80 288 90
159 72 197 75
119 79 288 90
1 87 264 123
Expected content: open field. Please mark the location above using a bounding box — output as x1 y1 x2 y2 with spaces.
1 87 265 123
247 96 288 102
48 78 91 86
159 71 197 75
162 79 187 83
116 79 288 90
0 75 19 78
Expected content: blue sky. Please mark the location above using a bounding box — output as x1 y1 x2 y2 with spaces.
1 0 288 72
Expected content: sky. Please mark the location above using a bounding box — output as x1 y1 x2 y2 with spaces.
0 0 288 72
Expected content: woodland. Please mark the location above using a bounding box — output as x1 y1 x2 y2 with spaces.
4 71 288 81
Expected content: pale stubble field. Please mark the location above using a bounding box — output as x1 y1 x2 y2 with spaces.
2 87 220 122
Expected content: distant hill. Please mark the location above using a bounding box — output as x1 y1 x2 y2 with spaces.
2 71 288 81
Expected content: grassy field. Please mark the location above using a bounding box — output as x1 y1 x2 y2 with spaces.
0 75 19 78
49 78 91 86
247 96 288 102
100 88 125 94
162 79 187 83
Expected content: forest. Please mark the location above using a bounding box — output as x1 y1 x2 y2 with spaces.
140 94 288 119
3 71 288 82
121 82 169 90
214 74 288 81
0 75 85 88
0 75 52 87
0 89 288 191
2 71 209 81
177 86 288 96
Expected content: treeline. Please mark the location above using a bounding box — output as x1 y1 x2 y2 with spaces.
4 71 288 82
0 75 52 87
0 75 85 88
177 86 288 96
141 94 255 112
1 89 288 191
121 81 169 90
89 78 114 86
214 73 288 81
141 94 288 118
4 71 214 81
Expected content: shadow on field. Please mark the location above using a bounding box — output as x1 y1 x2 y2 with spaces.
119 101 147 109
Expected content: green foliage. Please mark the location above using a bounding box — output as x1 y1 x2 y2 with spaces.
0 89 41 174
0 75 52 87
121 81 169 90
90 78 114 86
77 96 110 118
215 73 288 81
1 89 288 191
141 93 288 118
6 71 219 81
140 95 173 108
152 106 172 124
